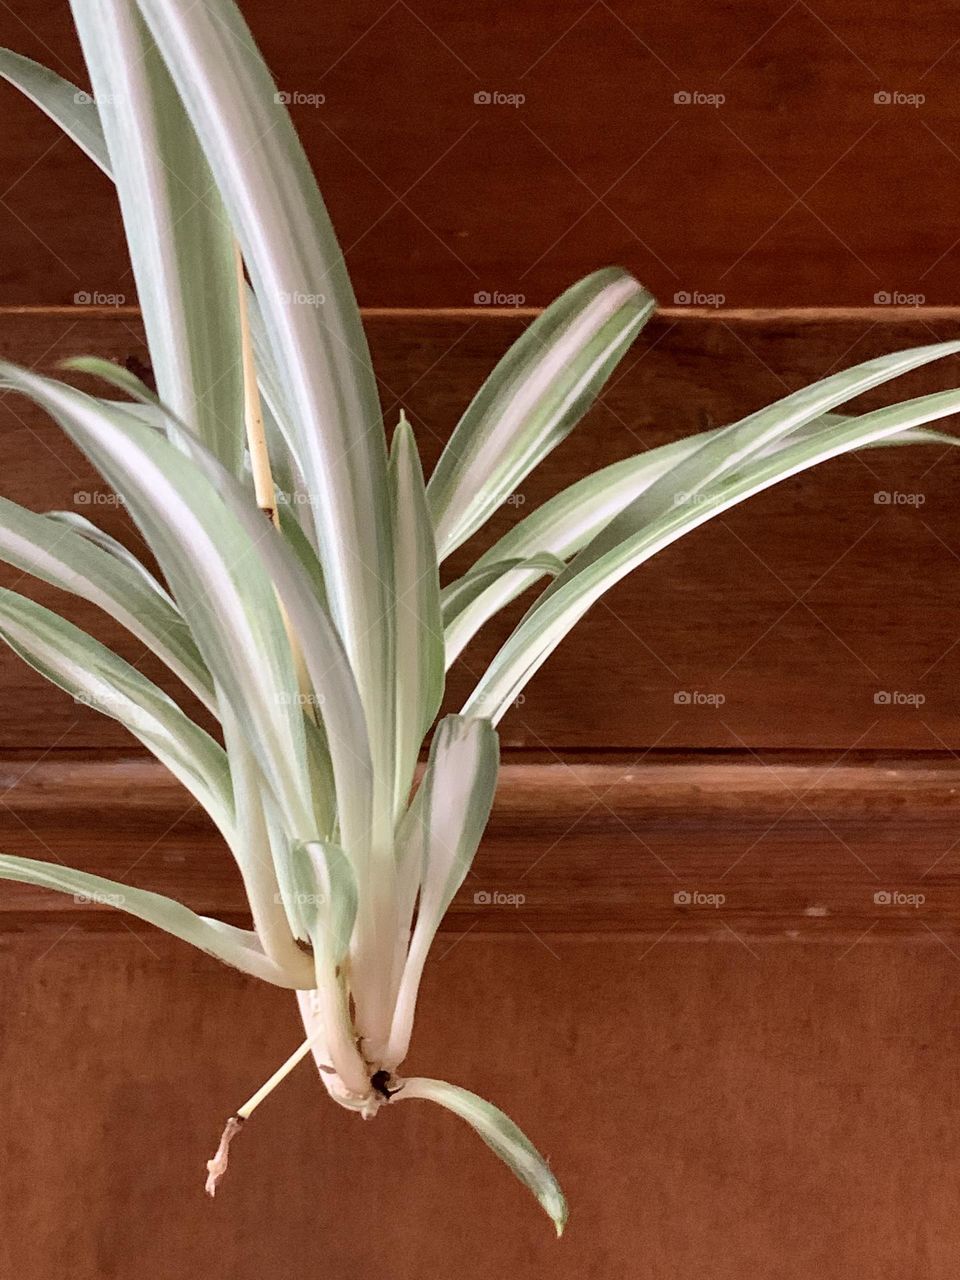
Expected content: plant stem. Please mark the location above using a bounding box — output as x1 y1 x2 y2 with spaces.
234 242 278 527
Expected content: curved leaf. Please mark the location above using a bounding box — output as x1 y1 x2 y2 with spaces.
427 268 655 559
397 1077 567 1236
0 852 307 987
465 389 960 722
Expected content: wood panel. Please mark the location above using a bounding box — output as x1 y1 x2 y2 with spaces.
1 306 960 750
1 754 959 939
3 2 960 310
3 930 960 1279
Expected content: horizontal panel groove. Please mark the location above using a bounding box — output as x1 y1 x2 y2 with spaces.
0 757 957 941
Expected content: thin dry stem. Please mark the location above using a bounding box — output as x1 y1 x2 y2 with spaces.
234 242 278 528
205 1114 244 1197
234 241 316 718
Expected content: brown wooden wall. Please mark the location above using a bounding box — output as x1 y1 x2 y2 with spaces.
0 304 959 1277
3 1 960 308
3 0 960 1263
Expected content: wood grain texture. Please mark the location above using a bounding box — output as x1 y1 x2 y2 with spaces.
4 930 960 1279
1 306 959 750
2 1 960 310
1 754 959 940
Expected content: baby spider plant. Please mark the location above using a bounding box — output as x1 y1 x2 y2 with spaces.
1 0 959 1236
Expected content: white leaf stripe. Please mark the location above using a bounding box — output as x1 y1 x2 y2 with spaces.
427 268 655 559
0 852 306 987
390 416 444 811
68 0 245 476
442 553 565 668
465 389 960 723
136 0 397 842
0 363 316 841
0 589 233 836
0 497 214 710
385 715 499 1070
0 49 110 172
397 1077 567 1236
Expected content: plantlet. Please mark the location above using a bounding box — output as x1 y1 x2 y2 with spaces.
1 0 959 1236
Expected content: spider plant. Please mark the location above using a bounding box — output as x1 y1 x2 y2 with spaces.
1 0 959 1236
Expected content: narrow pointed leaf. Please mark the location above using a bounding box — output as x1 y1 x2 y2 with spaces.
398 1077 567 1236
45 509 176 604
385 715 499 1068
0 50 109 172
0 852 305 987
0 362 316 841
442 553 565 667
0 589 232 835
427 268 656 559
465 390 960 722
68 0 245 475
136 0 396 825
0 497 213 709
390 415 443 809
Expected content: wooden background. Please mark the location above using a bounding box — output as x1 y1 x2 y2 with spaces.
3 1 960 1276
2 1 960 309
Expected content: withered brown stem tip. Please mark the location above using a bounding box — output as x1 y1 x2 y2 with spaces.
205 1115 245 1198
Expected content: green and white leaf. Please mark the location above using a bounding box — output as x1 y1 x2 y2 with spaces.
397 1077 567 1236
0 852 305 987
0 362 316 842
427 268 656 560
390 414 443 810
68 0 245 476
385 715 499 1069
290 838 369 1095
465 388 960 723
0 589 232 835
45 509 176 605
0 497 213 708
442 552 565 666
136 0 396 825
0 49 110 172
